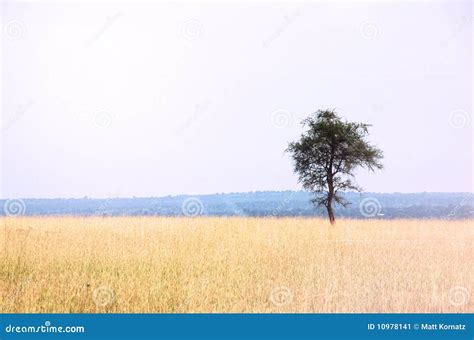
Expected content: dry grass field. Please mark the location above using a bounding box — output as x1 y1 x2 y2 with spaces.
0 217 472 313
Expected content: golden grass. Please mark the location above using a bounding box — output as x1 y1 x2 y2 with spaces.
0 217 472 313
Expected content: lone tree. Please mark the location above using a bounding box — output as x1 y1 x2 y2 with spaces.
286 109 383 224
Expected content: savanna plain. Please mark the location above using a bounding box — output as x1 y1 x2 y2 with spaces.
1 217 472 313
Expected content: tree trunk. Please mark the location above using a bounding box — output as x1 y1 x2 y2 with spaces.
326 202 336 225
326 186 336 225
327 174 336 225
327 145 336 225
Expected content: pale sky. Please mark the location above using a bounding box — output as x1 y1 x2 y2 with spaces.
1 0 472 198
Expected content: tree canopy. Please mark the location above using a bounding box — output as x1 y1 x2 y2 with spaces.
286 109 383 224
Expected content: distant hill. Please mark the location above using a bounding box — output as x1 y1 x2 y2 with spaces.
1 191 473 219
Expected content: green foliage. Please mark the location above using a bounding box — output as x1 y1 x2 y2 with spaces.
286 109 383 222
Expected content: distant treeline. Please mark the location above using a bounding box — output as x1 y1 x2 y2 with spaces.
1 191 473 219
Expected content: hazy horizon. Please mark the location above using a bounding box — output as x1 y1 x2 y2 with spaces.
1 0 472 199
1 189 474 200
